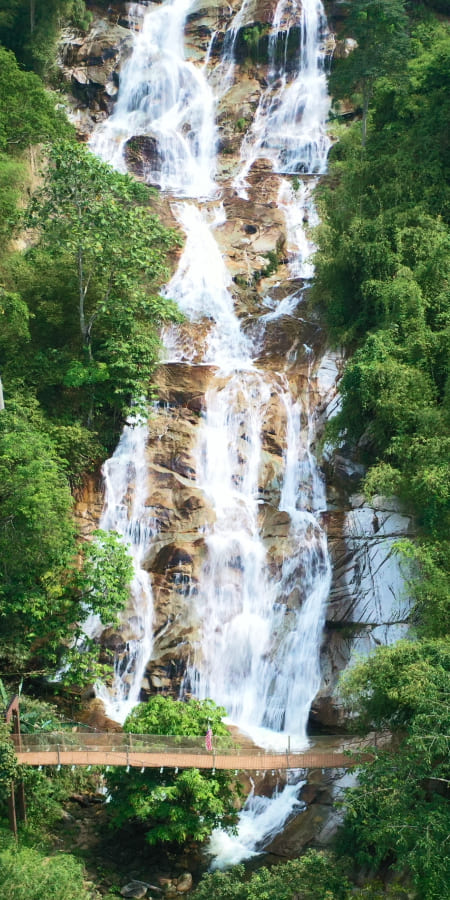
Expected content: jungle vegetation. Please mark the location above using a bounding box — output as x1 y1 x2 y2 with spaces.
0 1 448 899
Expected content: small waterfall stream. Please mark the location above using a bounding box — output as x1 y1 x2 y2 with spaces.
88 0 332 866
90 0 217 196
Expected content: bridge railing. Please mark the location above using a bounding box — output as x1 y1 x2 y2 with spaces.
11 732 376 757
11 732 268 755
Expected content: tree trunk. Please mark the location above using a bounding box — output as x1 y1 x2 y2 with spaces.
361 81 372 148
0 375 4 411
30 0 36 34
78 247 92 360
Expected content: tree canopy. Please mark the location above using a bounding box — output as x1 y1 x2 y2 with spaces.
330 0 410 144
0 1 92 73
21 141 181 436
338 641 450 898
311 10 450 898
107 697 241 845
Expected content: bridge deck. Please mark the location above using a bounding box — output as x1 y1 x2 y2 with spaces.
12 734 373 770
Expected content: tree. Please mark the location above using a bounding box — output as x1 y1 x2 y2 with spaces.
0 48 71 150
25 141 181 430
0 723 19 804
0 1 92 72
0 843 92 900
330 0 410 144
107 697 240 845
338 640 450 898
191 852 352 900
0 391 133 678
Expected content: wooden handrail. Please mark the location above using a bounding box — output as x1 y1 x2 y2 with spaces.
10 732 375 770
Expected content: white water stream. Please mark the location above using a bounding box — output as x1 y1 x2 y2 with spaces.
234 0 331 196
90 0 217 196
88 0 332 867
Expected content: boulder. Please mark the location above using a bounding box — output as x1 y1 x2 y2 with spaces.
176 872 193 893
120 882 149 899
124 134 162 181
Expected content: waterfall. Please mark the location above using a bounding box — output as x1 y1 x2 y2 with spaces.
84 418 156 724
234 0 331 195
88 0 332 865
161 203 252 368
186 376 330 751
90 0 217 197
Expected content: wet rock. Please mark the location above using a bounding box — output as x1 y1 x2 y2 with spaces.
124 134 162 180
60 19 133 112
156 362 217 411
73 472 104 538
82 698 123 732
331 453 366 487
314 496 413 727
333 37 357 59
120 881 149 899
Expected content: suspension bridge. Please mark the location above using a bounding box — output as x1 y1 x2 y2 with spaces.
10 732 374 771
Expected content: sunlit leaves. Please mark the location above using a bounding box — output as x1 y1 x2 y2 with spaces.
107 698 238 846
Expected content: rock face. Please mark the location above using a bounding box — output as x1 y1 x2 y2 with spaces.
312 494 412 728
70 3 412 733
59 16 134 136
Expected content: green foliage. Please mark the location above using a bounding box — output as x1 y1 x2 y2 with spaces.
340 752 450 899
235 117 248 133
338 640 450 898
0 46 179 691
0 396 75 642
107 698 240 846
0 1 92 73
330 0 410 143
395 540 450 637
0 390 132 677
312 18 450 632
340 638 450 732
0 841 91 900
240 24 271 61
191 851 351 900
74 529 134 626
124 695 231 737
19 140 181 436
0 48 72 148
314 18 450 884
0 723 19 802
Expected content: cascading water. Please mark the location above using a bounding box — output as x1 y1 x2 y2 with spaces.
88 0 333 867
84 419 156 724
187 376 330 751
90 0 217 197
161 202 251 368
208 774 306 869
235 0 331 195
277 179 319 280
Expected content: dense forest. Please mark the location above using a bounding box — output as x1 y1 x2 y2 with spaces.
0 1 448 899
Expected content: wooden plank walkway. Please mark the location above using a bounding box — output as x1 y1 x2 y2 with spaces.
12 734 372 770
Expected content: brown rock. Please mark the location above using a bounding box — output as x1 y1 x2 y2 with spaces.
124 134 162 181
176 872 193 893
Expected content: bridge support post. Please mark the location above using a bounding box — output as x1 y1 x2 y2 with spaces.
5 694 26 830
8 783 17 840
